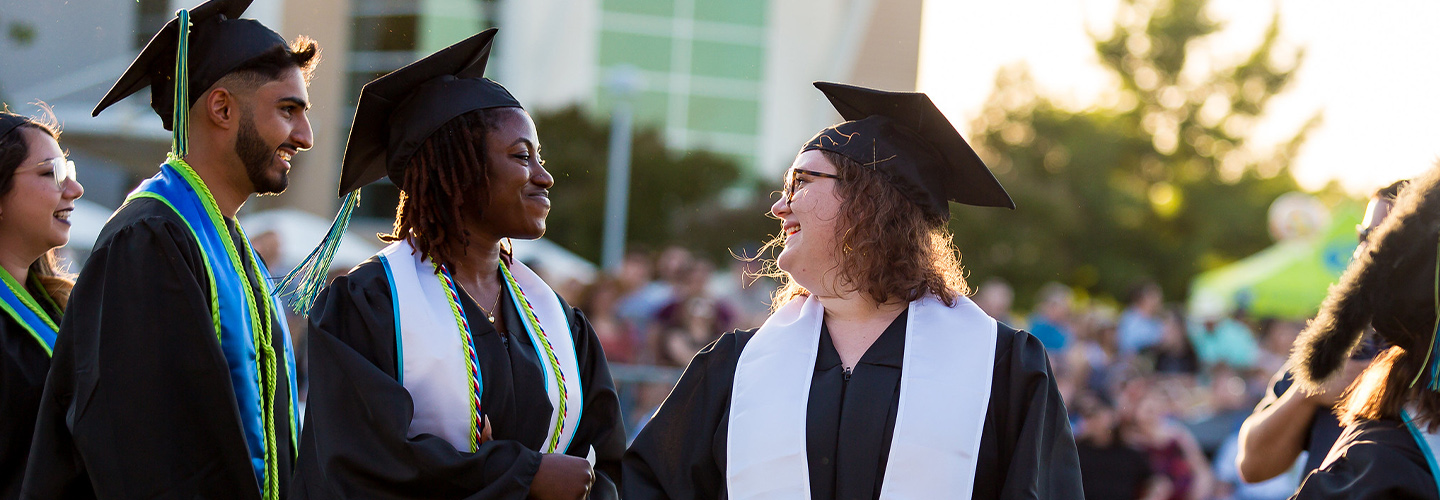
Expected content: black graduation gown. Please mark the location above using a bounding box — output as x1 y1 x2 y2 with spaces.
1 282 60 500
291 259 625 500
623 310 1084 499
21 197 295 499
1291 418 1440 500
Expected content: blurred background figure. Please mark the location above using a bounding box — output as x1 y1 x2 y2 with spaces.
1120 282 1166 357
1028 281 1075 354
1075 393 1172 500
974 277 1018 325
1124 384 1215 500
1187 312 1259 371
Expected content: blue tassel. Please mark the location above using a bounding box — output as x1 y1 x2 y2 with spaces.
172 9 191 156
1429 327 1440 392
274 190 361 314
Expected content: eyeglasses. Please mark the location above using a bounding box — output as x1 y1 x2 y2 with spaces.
35 157 76 190
782 168 842 204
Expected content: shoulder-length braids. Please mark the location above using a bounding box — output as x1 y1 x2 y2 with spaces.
380 108 510 271
0 105 74 308
760 150 969 310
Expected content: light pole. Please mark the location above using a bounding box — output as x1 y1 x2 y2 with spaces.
601 65 642 271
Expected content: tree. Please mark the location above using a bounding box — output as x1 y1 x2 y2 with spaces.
534 106 756 263
952 0 1325 307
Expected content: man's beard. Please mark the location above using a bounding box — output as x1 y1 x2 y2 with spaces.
236 111 289 195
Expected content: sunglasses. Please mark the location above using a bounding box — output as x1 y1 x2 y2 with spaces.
35 157 77 190
782 168 842 204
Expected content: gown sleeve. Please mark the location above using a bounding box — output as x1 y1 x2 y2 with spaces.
22 213 262 499
1291 419 1440 500
622 331 748 500
561 305 627 500
972 326 1085 499
291 270 546 500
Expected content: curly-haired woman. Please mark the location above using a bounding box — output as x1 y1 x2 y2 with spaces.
622 83 1083 499
0 107 82 499
290 30 623 500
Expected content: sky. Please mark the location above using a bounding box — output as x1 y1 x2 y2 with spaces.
918 0 1440 194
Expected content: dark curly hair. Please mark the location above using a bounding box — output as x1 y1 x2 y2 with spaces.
0 104 74 308
380 108 512 271
761 150 969 310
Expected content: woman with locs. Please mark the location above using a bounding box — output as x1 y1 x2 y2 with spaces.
289 30 623 500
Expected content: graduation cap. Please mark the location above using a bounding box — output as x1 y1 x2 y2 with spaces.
800 82 1013 220
1289 166 1440 393
277 28 520 313
92 0 289 134
336 27 517 195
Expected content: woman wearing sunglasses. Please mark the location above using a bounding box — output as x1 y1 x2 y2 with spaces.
623 83 1082 499
0 108 83 499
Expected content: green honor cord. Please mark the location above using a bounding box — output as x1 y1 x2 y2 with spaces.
168 12 288 497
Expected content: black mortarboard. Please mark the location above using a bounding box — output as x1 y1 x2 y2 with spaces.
801 82 1014 220
336 28 520 195
0 112 30 141
1290 167 1440 392
92 0 289 131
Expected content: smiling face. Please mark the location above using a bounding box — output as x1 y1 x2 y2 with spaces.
769 150 845 294
469 108 552 240
0 127 85 256
233 67 313 195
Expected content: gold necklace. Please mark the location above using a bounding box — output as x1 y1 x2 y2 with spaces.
476 289 502 324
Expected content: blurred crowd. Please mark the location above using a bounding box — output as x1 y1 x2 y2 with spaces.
977 278 1307 500
269 240 1305 500
541 244 1308 500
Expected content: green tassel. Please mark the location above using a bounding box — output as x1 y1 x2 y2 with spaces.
172 9 191 156
274 190 362 314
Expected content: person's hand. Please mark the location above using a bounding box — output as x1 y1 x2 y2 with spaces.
529 453 594 500
478 415 493 444
1307 359 1369 408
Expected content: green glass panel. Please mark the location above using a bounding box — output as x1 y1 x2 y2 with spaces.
690 41 763 80
687 96 759 134
599 32 673 72
596 89 672 127
418 0 482 53
603 0 674 17
351 15 418 52
693 0 766 26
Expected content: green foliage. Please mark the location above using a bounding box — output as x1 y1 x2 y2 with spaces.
535 106 759 263
953 0 1326 307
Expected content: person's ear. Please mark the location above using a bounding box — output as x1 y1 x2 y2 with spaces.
198 87 239 130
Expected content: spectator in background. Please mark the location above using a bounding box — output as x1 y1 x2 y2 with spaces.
713 255 775 330
1075 393 1171 500
580 276 639 364
974 277 1018 326
1144 308 1200 375
618 245 693 337
1124 386 1215 500
651 260 736 367
1187 312 1259 370
1252 319 1301 377
1027 282 1074 353
1119 282 1166 356
1234 179 1408 484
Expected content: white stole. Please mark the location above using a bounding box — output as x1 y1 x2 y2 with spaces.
727 294 998 500
377 239 583 453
